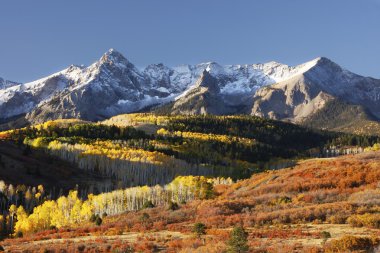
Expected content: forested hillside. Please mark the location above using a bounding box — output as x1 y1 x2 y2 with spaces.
4 114 380 185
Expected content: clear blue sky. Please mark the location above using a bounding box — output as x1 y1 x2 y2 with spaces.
0 0 379 82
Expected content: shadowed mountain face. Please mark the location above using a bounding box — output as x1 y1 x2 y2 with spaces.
1 51 380 132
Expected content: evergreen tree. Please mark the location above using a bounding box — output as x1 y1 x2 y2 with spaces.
192 222 206 239
139 213 150 225
167 201 179 211
95 216 102 226
142 200 155 209
227 226 249 253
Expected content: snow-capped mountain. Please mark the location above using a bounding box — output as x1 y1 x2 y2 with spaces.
250 57 380 122
1 49 380 130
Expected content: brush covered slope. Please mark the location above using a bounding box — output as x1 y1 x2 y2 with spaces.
3 149 380 252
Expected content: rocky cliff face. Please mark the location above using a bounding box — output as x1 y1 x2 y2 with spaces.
168 70 232 115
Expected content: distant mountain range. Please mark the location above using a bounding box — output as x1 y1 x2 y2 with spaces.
1 49 380 134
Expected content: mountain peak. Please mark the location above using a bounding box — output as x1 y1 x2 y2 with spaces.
302 56 348 77
309 57 340 68
195 69 220 93
314 56 331 63
198 69 213 84
100 48 130 65
106 48 121 56
283 57 344 79
201 62 225 76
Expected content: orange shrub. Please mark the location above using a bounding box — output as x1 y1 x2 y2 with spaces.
325 235 378 252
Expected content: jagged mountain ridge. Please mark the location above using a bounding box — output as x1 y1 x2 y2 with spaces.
1 49 380 131
0 77 20 90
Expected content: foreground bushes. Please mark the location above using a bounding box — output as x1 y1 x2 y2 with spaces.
347 213 380 228
325 235 379 252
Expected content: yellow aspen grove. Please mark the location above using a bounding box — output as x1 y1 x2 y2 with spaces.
14 206 30 235
14 176 232 234
28 201 57 231
102 113 170 127
156 129 255 146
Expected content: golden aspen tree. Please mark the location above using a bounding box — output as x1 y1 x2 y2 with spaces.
9 204 17 234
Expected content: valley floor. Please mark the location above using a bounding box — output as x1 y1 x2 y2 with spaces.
2 224 379 252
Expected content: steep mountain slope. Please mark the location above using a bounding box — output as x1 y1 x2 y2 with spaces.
302 98 380 135
251 74 335 122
